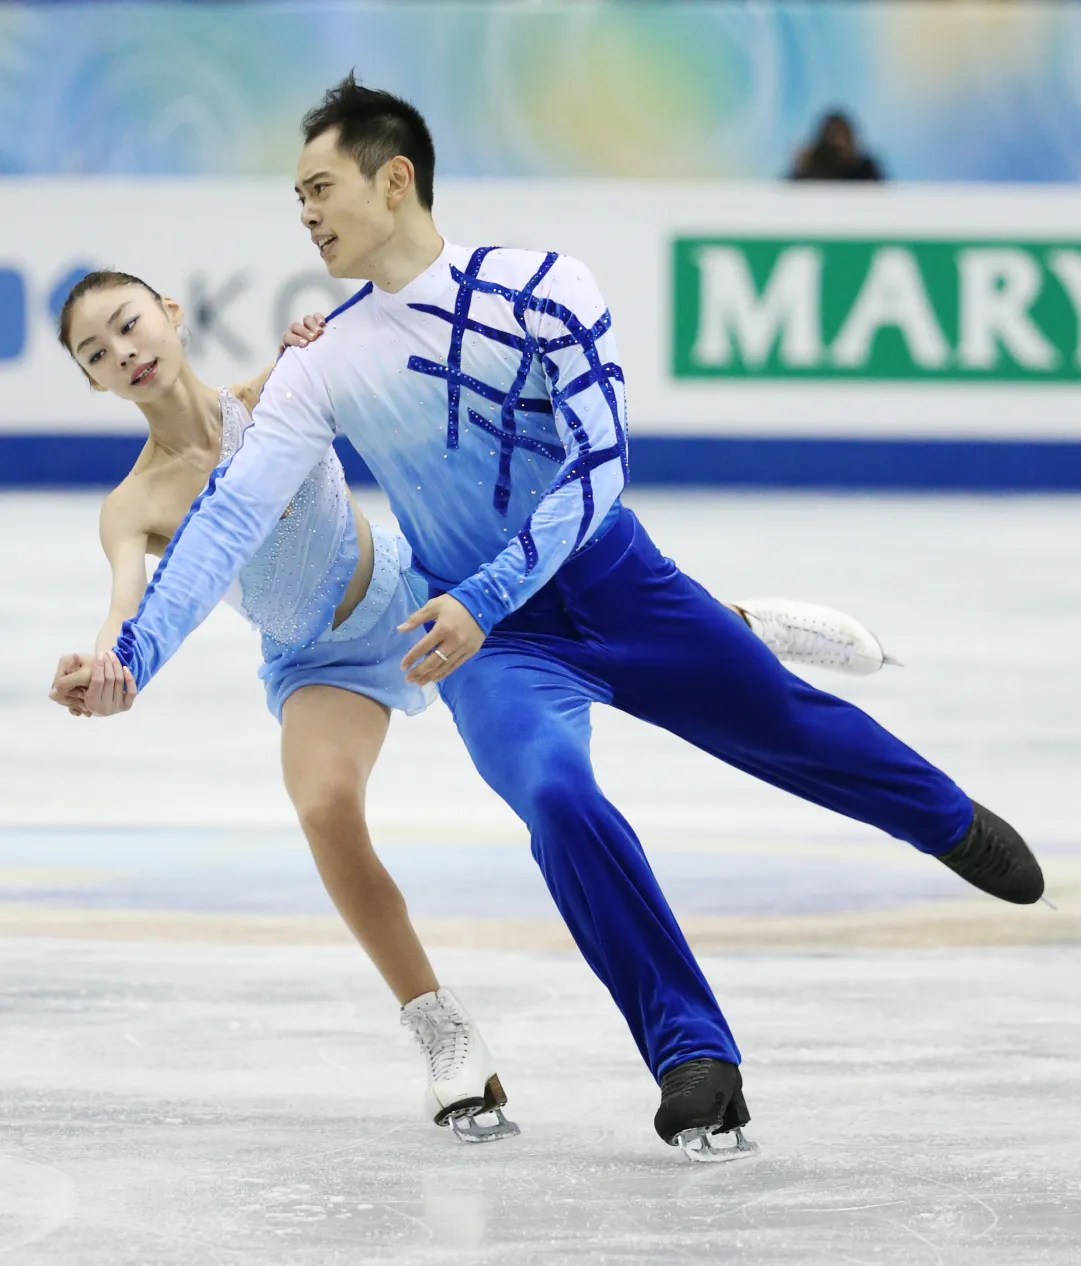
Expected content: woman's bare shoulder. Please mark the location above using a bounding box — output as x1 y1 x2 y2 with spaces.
99 443 157 536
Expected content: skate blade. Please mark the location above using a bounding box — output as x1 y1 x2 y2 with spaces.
676 1125 759 1164
449 1106 521 1144
439 1074 520 1143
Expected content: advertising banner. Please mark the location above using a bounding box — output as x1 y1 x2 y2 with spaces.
674 238 1081 383
5 181 1081 437
6 179 1081 486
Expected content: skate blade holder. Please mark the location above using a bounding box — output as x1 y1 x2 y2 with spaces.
448 1105 521 1144
676 1125 759 1164
438 1074 521 1144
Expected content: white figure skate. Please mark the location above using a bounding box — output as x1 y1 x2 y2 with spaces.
736 598 900 676
400 988 520 1143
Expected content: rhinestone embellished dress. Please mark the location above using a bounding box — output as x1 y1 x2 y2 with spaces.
216 388 358 648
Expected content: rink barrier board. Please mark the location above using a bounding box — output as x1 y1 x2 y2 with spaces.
0 899 1076 949
4 434 1081 490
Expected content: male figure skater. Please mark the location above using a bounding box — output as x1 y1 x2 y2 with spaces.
102 75 1043 1161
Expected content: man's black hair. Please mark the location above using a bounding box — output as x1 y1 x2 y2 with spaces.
302 72 436 210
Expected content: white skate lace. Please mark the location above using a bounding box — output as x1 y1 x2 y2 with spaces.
756 613 854 667
401 1006 469 1082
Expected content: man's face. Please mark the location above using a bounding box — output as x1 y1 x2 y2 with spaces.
295 127 393 279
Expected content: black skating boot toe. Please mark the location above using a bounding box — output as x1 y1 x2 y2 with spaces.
654 1058 757 1163
938 801 1044 905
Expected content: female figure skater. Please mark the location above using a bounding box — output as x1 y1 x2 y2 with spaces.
48 269 518 1143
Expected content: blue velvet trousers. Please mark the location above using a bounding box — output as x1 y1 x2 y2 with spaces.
438 508 973 1078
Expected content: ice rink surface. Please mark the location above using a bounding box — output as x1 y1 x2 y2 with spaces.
1 490 1079 1264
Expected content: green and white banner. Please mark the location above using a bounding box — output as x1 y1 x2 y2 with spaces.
674 238 1081 382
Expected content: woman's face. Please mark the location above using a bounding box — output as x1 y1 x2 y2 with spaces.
66 284 185 400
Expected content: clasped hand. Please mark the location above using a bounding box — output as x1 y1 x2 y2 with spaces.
49 651 138 717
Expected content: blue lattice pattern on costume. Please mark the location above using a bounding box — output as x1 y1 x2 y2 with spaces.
406 250 627 573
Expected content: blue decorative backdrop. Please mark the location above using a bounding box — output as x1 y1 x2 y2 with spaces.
2 1 1081 181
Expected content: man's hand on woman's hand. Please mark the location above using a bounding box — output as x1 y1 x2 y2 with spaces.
84 652 138 716
49 651 137 717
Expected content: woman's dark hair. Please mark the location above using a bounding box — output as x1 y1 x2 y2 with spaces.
302 71 436 210
58 270 163 355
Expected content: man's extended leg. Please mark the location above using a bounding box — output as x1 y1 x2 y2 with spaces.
555 509 1042 901
438 637 739 1080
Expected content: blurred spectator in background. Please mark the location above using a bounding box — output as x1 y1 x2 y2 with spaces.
789 110 885 182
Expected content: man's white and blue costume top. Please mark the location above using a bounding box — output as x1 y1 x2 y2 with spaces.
116 243 628 685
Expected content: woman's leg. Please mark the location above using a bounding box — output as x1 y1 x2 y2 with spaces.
280 683 438 1004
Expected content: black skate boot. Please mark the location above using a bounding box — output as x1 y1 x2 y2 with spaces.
654 1058 758 1163
937 801 1044 904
